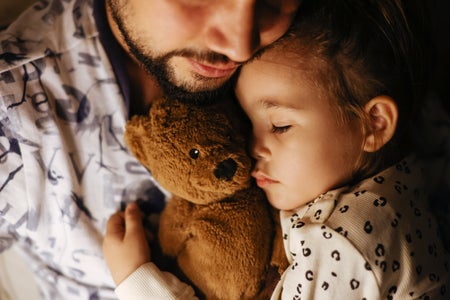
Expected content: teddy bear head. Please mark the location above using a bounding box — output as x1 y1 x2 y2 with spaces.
124 97 253 205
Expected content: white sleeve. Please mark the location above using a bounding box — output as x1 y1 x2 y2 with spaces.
115 262 198 300
278 224 381 300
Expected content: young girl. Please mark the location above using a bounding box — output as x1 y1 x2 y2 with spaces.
102 0 449 298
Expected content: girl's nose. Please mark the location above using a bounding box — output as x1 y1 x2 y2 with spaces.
250 134 270 160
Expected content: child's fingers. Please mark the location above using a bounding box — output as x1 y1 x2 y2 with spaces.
124 202 145 237
105 211 125 237
124 202 152 263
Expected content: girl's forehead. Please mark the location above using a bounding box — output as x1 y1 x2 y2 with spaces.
242 54 306 85
248 43 306 75
260 47 300 66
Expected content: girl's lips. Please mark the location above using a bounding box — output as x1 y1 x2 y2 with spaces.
188 59 237 78
252 171 278 188
255 177 277 188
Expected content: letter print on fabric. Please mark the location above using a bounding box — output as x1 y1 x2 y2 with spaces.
0 0 167 298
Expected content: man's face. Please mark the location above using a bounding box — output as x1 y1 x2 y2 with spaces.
106 0 301 100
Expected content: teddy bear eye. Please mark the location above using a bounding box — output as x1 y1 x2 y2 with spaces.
189 148 200 159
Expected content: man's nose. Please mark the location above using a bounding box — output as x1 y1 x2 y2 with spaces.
205 1 260 63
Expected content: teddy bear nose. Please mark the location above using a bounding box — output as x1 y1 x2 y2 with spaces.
214 158 238 181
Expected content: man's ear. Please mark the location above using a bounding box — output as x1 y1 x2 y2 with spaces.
363 96 398 152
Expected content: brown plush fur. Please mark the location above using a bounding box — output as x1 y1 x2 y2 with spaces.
125 97 283 299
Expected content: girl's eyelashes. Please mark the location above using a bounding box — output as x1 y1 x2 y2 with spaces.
271 124 291 134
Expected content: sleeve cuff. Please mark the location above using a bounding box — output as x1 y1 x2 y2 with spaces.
115 262 198 300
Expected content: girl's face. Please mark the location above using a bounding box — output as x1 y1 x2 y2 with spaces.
235 50 364 211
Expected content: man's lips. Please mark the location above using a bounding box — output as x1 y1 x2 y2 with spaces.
188 59 238 78
252 171 279 188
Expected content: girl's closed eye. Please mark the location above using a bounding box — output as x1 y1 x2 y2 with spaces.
271 124 292 134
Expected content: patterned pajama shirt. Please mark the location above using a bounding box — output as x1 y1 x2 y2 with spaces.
0 0 166 299
272 157 449 299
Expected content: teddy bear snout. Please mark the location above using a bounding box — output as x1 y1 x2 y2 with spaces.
214 158 238 181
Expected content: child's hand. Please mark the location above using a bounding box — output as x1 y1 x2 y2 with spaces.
103 202 151 285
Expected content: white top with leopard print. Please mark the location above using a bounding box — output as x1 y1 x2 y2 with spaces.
272 156 449 300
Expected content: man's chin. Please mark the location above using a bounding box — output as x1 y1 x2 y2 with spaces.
161 85 229 106
159 74 237 105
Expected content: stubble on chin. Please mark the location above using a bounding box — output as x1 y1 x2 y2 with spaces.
106 0 237 104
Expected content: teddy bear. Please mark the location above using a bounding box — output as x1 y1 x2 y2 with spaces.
124 96 286 300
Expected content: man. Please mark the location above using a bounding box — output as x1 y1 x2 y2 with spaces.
0 0 301 299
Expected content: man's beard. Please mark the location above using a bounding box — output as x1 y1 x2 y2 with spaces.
129 47 236 105
109 1 235 105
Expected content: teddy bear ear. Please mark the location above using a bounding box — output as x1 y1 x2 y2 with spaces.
151 98 189 118
150 97 189 128
124 115 151 163
149 97 169 119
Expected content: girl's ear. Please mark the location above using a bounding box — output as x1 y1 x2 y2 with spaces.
363 96 398 152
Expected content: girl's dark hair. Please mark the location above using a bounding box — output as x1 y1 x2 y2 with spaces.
277 0 431 180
